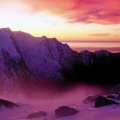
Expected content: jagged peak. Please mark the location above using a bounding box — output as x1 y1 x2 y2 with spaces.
41 35 47 39
40 36 61 45
50 37 57 40
94 50 111 55
93 50 112 58
49 37 59 43
39 35 49 42
0 27 11 33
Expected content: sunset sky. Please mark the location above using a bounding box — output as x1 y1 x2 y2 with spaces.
0 0 120 41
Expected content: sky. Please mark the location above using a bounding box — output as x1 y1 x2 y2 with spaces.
0 0 120 41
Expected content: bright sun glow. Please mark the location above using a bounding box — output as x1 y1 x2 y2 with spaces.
0 0 120 41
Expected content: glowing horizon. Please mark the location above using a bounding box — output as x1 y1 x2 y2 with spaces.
0 0 120 41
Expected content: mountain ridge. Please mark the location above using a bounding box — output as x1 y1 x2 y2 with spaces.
0 28 120 91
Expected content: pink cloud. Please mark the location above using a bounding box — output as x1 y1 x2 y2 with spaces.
20 0 120 24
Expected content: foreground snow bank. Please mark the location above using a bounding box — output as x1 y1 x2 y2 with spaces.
0 85 120 120
0 95 120 120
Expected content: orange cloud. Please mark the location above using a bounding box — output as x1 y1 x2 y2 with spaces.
20 0 120 25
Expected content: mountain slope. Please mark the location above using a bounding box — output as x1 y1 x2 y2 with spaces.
0 27 120 91
0 28 81 90
13 31 81 81
0 28 34 91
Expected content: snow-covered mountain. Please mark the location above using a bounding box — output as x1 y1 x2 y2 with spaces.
0 28 81 90
13 31 80 81
0 27 120 91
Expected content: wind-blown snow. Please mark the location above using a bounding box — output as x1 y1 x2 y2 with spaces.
0 85 120 120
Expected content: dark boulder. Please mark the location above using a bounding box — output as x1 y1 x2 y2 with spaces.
26 111 47 119
0 98 19 109
95 96 119 108
83 96 97 104
55 106 79 118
